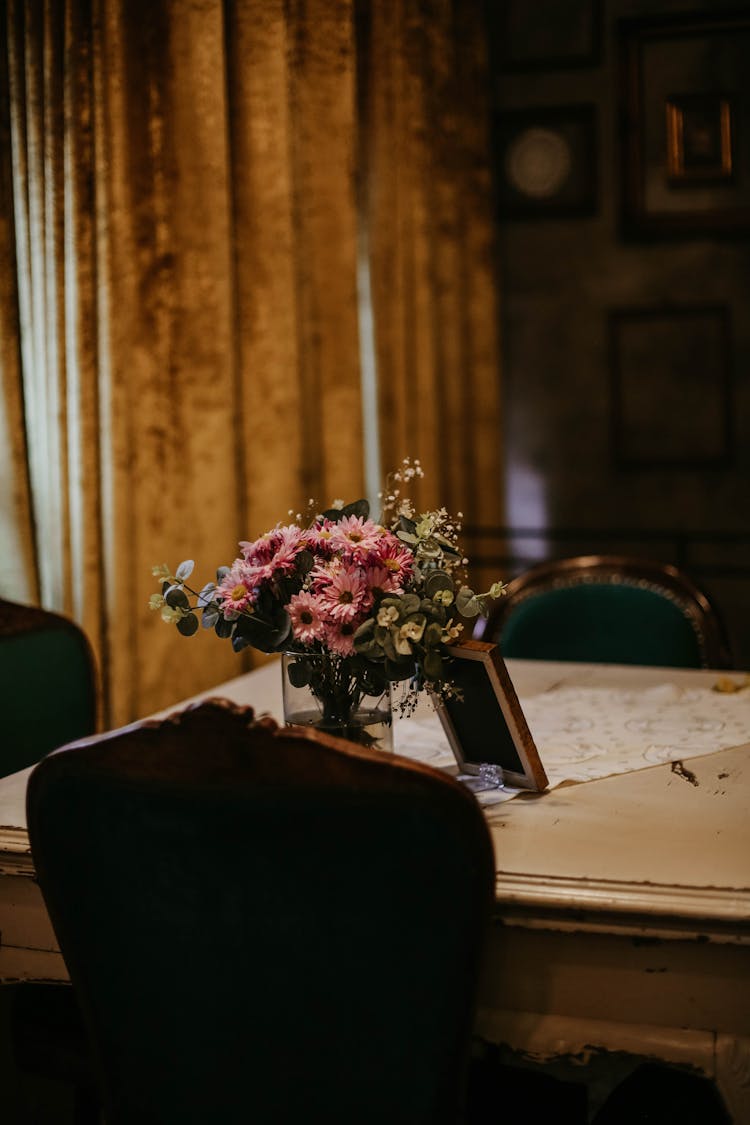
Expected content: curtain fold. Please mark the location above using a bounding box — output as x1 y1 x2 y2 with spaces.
227 0 364 532
0 0 502 724
360 0 504 587
0 0 37 603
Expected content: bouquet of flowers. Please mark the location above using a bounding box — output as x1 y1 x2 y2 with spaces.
151 461 504 741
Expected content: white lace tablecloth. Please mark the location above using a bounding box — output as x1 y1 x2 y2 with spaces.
395 660 750 805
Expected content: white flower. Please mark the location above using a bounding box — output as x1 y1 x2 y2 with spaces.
395 618 425 654
160 605 186 624
377 605 400 627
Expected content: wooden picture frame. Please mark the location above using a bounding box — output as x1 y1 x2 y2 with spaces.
665 94 734 185
433 641 548 792
608 304 734 470
493 105 597 219
619 11 750 238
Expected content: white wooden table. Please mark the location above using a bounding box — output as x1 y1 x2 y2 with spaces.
1 659 749 1120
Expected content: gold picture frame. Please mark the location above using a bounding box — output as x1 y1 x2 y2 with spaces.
666 95 733 184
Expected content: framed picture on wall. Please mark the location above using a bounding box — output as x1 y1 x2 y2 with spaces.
493 104 597 219
665 94 734 185
608 304 734 470
619 11 750 238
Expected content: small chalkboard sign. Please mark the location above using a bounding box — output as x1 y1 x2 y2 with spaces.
434 640 547 791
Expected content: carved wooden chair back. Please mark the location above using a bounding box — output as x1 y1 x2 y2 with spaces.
26 700 496 1125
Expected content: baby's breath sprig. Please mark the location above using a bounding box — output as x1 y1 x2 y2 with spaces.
378 457 424 526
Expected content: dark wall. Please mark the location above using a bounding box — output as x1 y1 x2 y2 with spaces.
486 0 750 666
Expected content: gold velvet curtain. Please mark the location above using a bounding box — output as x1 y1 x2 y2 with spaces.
0 0 501 725
360 0 504 583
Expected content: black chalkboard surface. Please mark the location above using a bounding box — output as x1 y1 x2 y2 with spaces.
435 641 547 791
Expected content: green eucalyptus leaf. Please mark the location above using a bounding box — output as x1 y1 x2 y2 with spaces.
197 582 216 608
231 631 253 653
176 612 199 637
424 570 454 597
215 615 234 639
399 593 421 616
320 500 370 523
398 515 417 535
343 499 369 520
175 560 194 582
216 565 230 583
286 659 311 688
374 624 390 646
237 606 292 654
295 549 314 577
423 648 444 682
424 621 444 647
354 635 383 658
456 586 477 614
396 530 418 546
383 631 412 664
164 585 190 610
272 613 293 651
353 618 375 642
201 605 220 629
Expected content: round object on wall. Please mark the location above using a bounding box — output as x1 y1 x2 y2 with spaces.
504 127 573 199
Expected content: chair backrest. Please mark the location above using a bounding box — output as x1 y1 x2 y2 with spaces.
475 555 732 669
0 598 97 778
26 699 496 1125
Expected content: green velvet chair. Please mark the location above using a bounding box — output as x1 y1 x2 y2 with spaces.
26 699 496 1125
475 555 732 669
0 598 97 779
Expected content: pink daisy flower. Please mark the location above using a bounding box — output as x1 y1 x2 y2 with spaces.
239 525 304 575
288 591 327 644
362 564 401 604
329 516 386 559
309 555 342 592
375 540 415 585
239 531 276 565
215 563 258 616
324 619 357 656
266 525 305 574
316 564 368 622
303 521 337 555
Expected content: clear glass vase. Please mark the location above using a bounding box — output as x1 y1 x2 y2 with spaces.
281 651 393 752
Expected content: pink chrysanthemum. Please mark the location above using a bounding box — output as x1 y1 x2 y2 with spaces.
303 521 337 556
324 619 357 656
215 563 258 616
329 516 386 559
376 540 415 584
239 531 276 565
288 591 327 644
362 564 401 604
309 555 342 592
239 524 304 579
316 564 368 622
